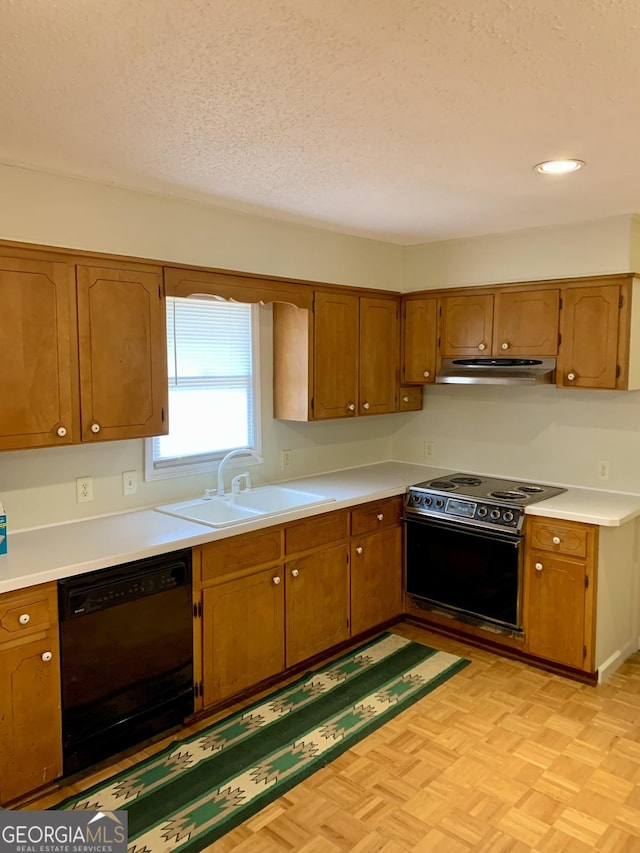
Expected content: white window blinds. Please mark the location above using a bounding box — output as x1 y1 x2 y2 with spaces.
149 297 258 473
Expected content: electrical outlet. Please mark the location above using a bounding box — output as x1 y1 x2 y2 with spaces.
424 441 435 459
281 449 292 471
597 460 610 481
76 476 93 503
122 470 137 496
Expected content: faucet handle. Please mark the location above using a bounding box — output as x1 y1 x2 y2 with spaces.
231 472 252 495
203 488 215 500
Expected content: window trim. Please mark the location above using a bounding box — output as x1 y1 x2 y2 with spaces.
144 300 262 482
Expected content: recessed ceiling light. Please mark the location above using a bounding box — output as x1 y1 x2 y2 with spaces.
534 159 585 174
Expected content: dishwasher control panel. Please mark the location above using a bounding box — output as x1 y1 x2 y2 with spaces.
58 550 191 618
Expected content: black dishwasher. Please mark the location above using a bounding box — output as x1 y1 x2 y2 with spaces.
58 548 193 776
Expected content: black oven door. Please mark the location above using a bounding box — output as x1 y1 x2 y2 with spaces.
404 516 523 633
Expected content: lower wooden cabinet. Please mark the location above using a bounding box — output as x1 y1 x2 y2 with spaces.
0 582 62 805
202 567 285 706
524 517 597 671
285 544 351 667
195 500 404 708
351 525 403 636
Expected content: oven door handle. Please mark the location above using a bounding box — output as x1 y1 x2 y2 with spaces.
402 515 523 546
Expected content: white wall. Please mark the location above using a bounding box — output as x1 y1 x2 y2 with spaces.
0 165 402 530
403 215 636 291
3 163 640 531
393 215 640 493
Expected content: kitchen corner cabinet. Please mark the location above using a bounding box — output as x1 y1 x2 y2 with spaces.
0 248 168 450
273 289 400 420
439 289 559 358
351 497 404 635
402 296 438 384
524 517 597 671
0 582 62 805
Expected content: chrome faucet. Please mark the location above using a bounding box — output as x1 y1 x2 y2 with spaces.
217 449 263 496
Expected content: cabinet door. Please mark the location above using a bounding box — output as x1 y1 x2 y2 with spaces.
402 297 437 383
359 296 399 415
558 284 621 389
0 257 76 450
77 265 168 441
313 291 359 419
351 526 403 636
439 294 494 357
0 637 62 804
286 544 350 667
202 567 285 706
525 552 588 670
493 290 559 356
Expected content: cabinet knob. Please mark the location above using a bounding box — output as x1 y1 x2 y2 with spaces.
552 536 561 545
90 423 101 434
291 568 299 578
423 370 430 378
19 613 30 625
402 395 410 403
272 576 281 585
356 546 363 554
567 372 576 381
376 513 384 521
478 342 486 351
501 342 509 350
57 426 67 437
363 402 370 410
347 403 355 412
41 651 53 662
535 562 543 572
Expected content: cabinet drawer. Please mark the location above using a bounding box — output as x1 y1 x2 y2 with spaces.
200 527 283 582
0 584 55 646
351 497 403 536
526 518 593 559
285 510 350 555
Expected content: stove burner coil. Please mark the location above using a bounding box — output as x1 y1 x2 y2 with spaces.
488 490 528 500
449 476 483 486
428 480 457 490
517 485 544 493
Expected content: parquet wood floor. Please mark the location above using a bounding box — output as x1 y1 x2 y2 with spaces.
25 623 640 851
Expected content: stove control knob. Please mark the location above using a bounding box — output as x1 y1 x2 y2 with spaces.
424 496 432 506
410 494 420 504
490 509 501 520
435 499 444 508
477 506 488 517
503 510 514 522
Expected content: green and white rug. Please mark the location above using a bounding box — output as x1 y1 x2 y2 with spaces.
55 632 469 853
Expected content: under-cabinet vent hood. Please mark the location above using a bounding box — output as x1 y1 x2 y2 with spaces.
435 357 557 386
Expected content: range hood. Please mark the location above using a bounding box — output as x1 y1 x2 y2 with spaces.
435 357 557 385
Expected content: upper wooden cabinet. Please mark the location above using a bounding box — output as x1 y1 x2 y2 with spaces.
402 296 438 384
76 265 167 442
493 290 560 357
439 293 494 357
274 289 400 420
557 281 627 390
438 289 559 358
0 248 168 450
0 256 77 450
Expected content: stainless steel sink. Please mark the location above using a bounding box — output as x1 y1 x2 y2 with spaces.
155 485 335 528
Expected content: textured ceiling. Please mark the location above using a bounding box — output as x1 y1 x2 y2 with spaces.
1 0 640 244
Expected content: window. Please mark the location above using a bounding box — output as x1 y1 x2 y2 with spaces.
145 297 260 479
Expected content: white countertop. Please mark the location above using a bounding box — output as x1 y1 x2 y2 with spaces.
2 460 640 594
